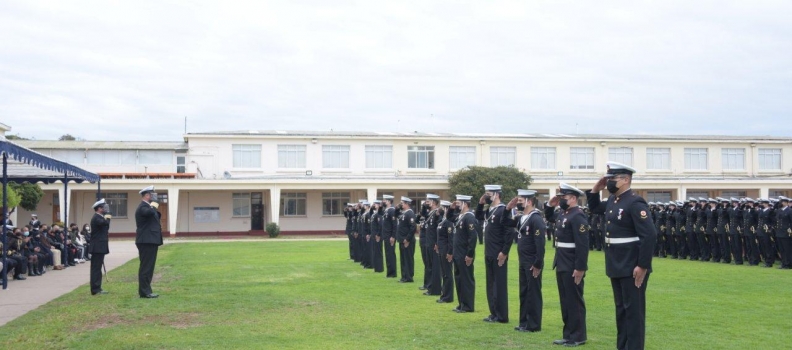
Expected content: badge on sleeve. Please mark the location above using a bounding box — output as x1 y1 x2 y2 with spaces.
640 210 648 219
468 224 475 230
410 218 414 223
579 224 586 233
448 227 452 233
535 229 541 236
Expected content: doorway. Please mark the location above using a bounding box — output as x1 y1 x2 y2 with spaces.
251 192 264 231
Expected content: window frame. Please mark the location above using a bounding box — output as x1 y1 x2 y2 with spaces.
684 148 709 170
104 193 129 219
277 145 307 169
721 148 745 171
758 148 782 171
322 192 351 216
646 148 671 170
490 146 516 167
570 147 595 170
232 193 251 218
322 145 350 169
608 147 633 166
449 146 476 170
365 145 393 169
530 147 556 170
407 146 435 169
280 192 307 217
232 144 262 169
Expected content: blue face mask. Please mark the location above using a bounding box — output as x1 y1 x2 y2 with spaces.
23 231 29 237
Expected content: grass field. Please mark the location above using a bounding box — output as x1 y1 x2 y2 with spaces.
1 240 790 349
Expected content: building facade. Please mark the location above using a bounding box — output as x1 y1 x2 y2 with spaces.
9 130 792 236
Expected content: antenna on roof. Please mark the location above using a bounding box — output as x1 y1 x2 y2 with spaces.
184 116 187 134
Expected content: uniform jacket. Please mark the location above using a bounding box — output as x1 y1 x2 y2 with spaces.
547 205 589 273
476 203 514 258
396 208 417 243
89 213 110 254
501 208 545 269
452 211 479 259
135 201 163 246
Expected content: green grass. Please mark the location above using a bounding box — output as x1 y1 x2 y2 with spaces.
1 241 790 349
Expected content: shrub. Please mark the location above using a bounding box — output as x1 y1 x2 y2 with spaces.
265 222 281 238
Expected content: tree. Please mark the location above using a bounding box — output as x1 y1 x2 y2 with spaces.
6 134 30 140
9 182 44 211
0 186 22 215
58 134 77 141
447 166 532 202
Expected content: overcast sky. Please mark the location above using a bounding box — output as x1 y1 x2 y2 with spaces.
1 1 790 141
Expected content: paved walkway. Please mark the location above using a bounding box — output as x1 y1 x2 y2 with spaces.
0 237 346 327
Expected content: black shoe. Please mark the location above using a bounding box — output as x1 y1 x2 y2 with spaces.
515 326 540 332
423 291 439 296
398 279 406 283
763 264 773 268
92 290 109 295
436 299 452 303
553 339 569 345
563 340 587 347
454 309 472 313
386 275 397 278
140 293 159 298
483 315 495 322
13 275 27 280
418 286 427 290
68 263 77 267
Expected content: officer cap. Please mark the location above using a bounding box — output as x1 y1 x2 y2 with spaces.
372 200 382 204
558 183 585 197
440 200 452 207
484 185 502 192
400 196 413 203
426 194 440 200
730 197 739 202
139 185 155 195
605 161 637 177
382 194 394 200
517 189 537 198
779 196 790 202
745 197 755 203
698 197 707 202
456 195 472 202
92 198 106 209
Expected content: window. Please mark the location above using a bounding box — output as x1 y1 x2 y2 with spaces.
646 191 672 203
609 147 633 166
139 150 173 165
322 145 350 168
406 192 429 204
176 156 186 173
322 192 350 216
278 145 307 168
87 150 136 165
490 147 516 167
232 193 251 217
686 191 710 199
281 192 307 216
770 190 788 197
449 146 476 169
570 147 595 170
408 146 434 169
531 147 556 169
646 148 671 170
721 191 746 197
365 146 392 169
105 193 128 218
50 150 84 164
758 148 782 170
721 148 745 170
232 144 262 168
684 148 708 170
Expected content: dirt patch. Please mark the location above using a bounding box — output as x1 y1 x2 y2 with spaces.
76 311 203 331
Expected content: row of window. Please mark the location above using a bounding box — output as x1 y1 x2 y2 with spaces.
44 149 181 166
233 144 785 171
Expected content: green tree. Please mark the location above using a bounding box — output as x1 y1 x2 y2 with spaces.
447 166 532 202
6 134 30 140
58 134 77 141
9 182 44 211
0 185 22 214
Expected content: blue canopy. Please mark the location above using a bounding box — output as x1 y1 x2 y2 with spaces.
1 138 100 289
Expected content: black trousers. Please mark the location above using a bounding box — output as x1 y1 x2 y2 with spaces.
90 253 105 294
426 248 441 295
665 235 676 257
399 241 415 281
730 235 743 264
710 234 721 261
676 235 688 258
718 235 731 262
438 251 454 302
420 239 430 287
384 238 397 277
518 261 542 331
485 255 509 322
136 244 159 297
353 235 362 262
697 232 709 260
611 273 650 350
372 237 384 272
758 235 775 265
454 257 475 312
745 233 760 265
347 234 354 259
556 270 586 343
687 230 700 259
778 237 792 268
361 236 371 268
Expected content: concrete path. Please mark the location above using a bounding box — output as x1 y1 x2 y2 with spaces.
0 237 346 327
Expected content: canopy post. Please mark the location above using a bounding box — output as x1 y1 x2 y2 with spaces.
97 179 102 201
2 152 8 290
62 172 68 267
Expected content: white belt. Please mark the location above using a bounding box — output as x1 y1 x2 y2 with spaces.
556 242 576 249
605 237 640 244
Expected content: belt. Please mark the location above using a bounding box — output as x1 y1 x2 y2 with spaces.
605 237 640 244
555 242 576 249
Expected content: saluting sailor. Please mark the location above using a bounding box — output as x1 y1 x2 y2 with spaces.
395 196 417 283
546 183 589 347
451 194 479 313
476 184 513 324
587 162 657 350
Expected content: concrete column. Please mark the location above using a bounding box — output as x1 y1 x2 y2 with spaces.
548 187 557 198
759 187 769 199
678 186 686 201
367 187 377 202
269 187 281 225
57 186 71 224
168 188 180 236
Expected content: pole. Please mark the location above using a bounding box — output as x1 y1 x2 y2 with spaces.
63 172 68 267
97 179 102 201
2 152 8 290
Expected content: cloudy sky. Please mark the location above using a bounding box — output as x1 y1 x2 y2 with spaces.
1 1 790 141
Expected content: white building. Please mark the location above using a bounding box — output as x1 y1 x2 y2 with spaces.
8 128 792 237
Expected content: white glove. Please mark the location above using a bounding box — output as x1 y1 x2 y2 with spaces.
151 202 159 209
104 214 112 220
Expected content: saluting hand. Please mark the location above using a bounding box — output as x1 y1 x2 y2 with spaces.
506 197 518 210
592 176 608 193
633 266 648 288
548 195 560 208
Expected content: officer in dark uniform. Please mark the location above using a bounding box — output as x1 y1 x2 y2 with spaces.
674 201 687 259
344 203 355 260
135 185 163 299
546 183 589 347
451 194 479 313
351 202 362 263
359 201 372 269
685 198 700 261
757 198 775 267
436 200 455 303
587 162 656 350
774 197 791 269
382 195 398 278
716 198 732 264
89 199 111 295
695 198 710 261
705 198 720 262
502 189 546 333
742 198 760 266
420 194 442 295
395 197 416 283
665 202 677 258
476 184 513 324
370 200 384 273
728 198 743 265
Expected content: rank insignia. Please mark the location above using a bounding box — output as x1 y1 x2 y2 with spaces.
579 224 586 233
410 218 414 223
535 229 541 236
640 210 647 219
469 224 475 230
448 227 452 233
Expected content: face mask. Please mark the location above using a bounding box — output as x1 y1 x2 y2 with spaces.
606 180 620 194
23 231 29 237
397 204 403 210
559 198 570 210
516 204 525 211
438 209 445 216
484 195 493 205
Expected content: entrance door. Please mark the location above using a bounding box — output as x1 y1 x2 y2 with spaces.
52 193 60 224
158 194 169 233
251 192 264 230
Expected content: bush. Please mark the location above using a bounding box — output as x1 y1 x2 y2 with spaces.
448 166 532 202
265 222 281 238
